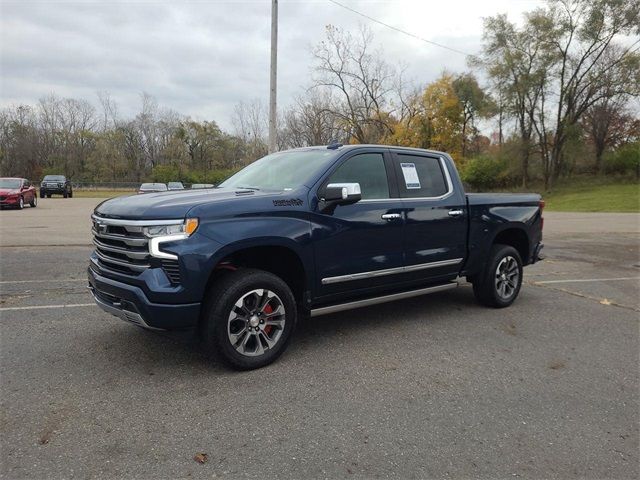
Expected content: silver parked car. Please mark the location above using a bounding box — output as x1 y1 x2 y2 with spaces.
138 183 168 194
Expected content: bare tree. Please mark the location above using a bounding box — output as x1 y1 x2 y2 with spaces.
231 99 268 161
279 91 347 148
311 24 397 143
97 91 118 131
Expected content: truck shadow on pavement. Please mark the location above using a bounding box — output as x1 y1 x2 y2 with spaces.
89 286 486 373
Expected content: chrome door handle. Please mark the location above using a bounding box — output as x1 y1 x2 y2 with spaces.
448 209 464 217
381 213 402 220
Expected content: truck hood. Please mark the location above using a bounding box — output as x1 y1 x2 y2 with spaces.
94 187 281 220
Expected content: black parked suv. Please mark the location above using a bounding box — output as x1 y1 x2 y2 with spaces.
40 175 73 198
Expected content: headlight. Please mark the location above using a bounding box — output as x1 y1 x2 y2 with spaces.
144 218 198 238
146 218 198 260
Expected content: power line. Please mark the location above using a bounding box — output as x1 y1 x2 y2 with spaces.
326 0 471 57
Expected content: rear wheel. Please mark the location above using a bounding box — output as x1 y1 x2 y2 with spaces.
472 244 523 308
30 195 37 208
68 189 73 198
202 268 297 370
40 190 45 198
63 191 68 198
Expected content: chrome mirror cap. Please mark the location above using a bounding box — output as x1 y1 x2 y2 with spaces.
326 183 361 199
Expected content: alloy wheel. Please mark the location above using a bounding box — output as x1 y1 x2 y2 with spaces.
227 289 286 357
495 256 519 299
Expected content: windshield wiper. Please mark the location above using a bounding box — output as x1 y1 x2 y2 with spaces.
236 186 261 191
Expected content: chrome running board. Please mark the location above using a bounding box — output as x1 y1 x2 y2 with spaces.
310 282 458 317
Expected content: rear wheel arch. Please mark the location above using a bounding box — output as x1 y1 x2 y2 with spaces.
492 227 530 265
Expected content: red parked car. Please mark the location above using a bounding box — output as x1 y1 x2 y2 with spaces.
0 177 37 209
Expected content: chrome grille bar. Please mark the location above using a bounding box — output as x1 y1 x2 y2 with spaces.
91 228 148 246
92 238 149 260
94 250 150 271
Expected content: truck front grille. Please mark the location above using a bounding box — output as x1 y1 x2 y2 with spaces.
92 218 150 276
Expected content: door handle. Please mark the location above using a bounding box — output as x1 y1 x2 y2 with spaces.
381 213 402 220
448 209 464 217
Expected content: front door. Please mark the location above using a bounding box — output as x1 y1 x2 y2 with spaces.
389 151 467 282
312 149 404 299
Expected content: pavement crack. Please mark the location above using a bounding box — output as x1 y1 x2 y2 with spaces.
528 281 640 313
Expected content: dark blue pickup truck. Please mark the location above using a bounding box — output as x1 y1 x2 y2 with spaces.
88 145 544 369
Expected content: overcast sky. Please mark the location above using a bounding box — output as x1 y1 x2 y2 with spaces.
0 0 545 130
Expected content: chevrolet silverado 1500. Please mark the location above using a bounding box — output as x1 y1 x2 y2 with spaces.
88 145 544 370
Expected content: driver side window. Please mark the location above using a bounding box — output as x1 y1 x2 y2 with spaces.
327 153 389 200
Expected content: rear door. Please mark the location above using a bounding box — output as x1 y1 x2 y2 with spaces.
312 149 404 298
390 150 467 281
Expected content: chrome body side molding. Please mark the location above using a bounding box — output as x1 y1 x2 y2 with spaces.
321 258 463 285
310 282 458 317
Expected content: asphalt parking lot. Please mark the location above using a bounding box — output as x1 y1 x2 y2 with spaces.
1 197 638 479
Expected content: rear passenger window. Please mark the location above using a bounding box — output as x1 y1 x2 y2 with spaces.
394 154 448 198
328 153 389 200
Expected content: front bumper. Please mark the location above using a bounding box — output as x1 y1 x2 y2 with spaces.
0 196 19 206
88 267 201 330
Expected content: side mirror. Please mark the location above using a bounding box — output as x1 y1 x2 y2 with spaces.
320 182 362 212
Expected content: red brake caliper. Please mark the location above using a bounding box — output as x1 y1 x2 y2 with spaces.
263 303 273 335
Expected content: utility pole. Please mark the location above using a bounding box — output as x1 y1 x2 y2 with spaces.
268 0 278 153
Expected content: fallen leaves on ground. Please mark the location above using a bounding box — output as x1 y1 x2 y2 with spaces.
193 453 208 464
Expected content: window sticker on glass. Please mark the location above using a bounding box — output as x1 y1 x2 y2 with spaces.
400 162 421 189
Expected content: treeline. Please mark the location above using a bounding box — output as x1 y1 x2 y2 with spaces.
1 0 638 190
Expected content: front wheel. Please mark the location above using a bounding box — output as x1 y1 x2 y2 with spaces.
472 244 523 308
18 197 24 209
40 190 45 198
202 269 297 370
30 195 37 208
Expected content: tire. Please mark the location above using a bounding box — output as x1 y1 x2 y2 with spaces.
30 195 37 208
472 244 523 308
18 197 24 210
202 268 297 370
63 191 68 198
47 194 51 198
40 191 45 199
68 189 73 198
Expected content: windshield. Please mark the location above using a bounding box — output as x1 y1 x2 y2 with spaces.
0 178 22 189
220 150 337 190
43 175 65 181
